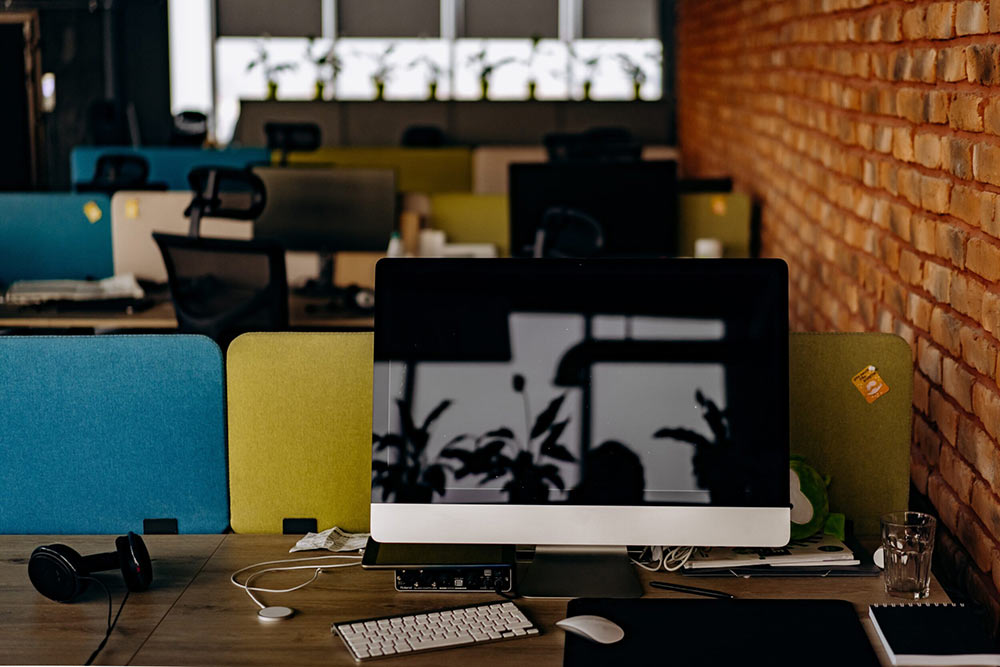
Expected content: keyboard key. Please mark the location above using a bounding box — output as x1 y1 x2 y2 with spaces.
409 635 475 651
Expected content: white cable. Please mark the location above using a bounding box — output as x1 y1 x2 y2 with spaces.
231 554 362 609
630 545 698 573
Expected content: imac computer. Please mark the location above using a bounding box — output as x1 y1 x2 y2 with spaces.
372 259 790 598
252 166 396 295
508 161 679 258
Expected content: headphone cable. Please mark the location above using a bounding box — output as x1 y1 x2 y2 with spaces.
81 576 130 666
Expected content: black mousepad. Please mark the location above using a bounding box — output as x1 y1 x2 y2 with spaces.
563 598 879 666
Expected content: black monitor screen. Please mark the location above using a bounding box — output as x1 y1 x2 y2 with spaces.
509 161 679 258
373 259 789 509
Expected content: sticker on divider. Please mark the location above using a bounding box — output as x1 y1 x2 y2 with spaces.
83 200 103 223
125 198 139 219
851 365 889 403
711 195 728 216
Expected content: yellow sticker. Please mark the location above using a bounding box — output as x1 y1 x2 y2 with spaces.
83 200 102 224
125 198 139 219
711 195 728 216
852 365 889 403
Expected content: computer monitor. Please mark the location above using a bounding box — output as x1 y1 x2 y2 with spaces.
252 166 396 294
508 161 679 258
372 258 790 597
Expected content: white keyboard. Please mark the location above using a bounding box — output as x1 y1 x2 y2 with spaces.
332 601 539 661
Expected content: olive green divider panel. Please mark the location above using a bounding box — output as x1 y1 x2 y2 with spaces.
227 332 373 534
789 332 913 538
678 193 752 258
280 147 472 193
428 193 510 256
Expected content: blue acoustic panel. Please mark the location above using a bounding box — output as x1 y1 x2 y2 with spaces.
0 194 113 285
0 335 229 534
71 147 271 190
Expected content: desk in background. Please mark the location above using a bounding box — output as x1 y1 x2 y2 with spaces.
0 534 951 666
0 295 373 331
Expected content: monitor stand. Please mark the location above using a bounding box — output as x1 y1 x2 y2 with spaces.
518 546 643 598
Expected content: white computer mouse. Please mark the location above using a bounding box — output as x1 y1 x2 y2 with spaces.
555 615 625 644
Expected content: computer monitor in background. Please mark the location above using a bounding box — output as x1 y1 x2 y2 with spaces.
372 258 790 598
509 161 679 258
252 166 396 294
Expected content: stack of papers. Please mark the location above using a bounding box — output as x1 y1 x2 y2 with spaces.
4 274 144 305
684 533 859 570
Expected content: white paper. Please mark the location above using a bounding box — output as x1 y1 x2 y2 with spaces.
289 526 370 553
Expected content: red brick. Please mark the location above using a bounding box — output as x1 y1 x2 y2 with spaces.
967 238 1000 281
944 357 976 409
899 168 922 207
927 2 957 39
932 387 961 444
929 472 960 534
921 175 952 214
988 197 1000 238
986 99 1000 137
972 480 1000 542
892 126 914 162
950 185 993 228
935 223 967 268
913 444 931 495
915 133 943 168
938 46 968 81
956 1 990 34
961 327 998 375
931 306 962 355
897 88 927 123
914 216 938 253
974 383 1000 441
973 143 1000 187
984 291 1000 337
943 136 974 180
919 337 944 383
992 0 1000 32
961 419 1000 489
952 274 985 320
915 370 932 413
908 293 934 330
903 6 927 38
951 94 986 132
928 90 950 124
900 250 924 285
941 443 977 502
956 508 996 572
966 44 1000 85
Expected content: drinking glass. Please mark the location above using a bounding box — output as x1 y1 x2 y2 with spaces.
880 511 936 599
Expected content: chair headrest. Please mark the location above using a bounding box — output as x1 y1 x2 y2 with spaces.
185 166 267 221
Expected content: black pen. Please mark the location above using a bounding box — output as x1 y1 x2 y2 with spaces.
649 580 735 599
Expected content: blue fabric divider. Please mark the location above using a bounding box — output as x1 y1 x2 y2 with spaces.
0 193 113 286
0 335 230 534
70 147 270 190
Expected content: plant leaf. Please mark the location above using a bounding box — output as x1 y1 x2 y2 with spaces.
530 394 565 439
422 465 446 496
540 441 575 462
537 464 565 490
653 427 711 449
439 448 472 462
484 427 515 439
375 433 406 451
537 419 568 451
421 399 452 432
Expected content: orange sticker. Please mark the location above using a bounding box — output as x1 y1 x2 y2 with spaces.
852 365 889 403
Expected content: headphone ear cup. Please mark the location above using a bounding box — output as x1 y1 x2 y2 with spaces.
28 544 88 602
116 533 153 592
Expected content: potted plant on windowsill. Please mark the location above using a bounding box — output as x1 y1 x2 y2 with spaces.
521 34 544 100
306 36 342 101
616 54 647 101
408 54 447 101
569 45 602 100
246 41 297 101
467 48 515 101
369 43 397 101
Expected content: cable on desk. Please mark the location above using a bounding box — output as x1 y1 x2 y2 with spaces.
81 576 130 666
631 545 697 573
230 554 362 609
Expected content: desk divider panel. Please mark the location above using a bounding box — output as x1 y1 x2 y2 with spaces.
428 193 510 256
282 147 472 193
789 332 913 538
226 332 373 534
70 147 270 191
0 335 228 534
0 194 113 286
678 193 753 258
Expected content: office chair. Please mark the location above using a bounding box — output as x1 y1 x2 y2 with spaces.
544 127 642 163
184 166 267 237
532 206 605 258
154 233 289 348
265 122 322 166
170 111 209 147
76 154 167 195
401 125 446 147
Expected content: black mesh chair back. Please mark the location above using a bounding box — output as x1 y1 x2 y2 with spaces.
170 111 209 147
184 166 267 236
533 206 605 258
265 122 322 166
76 154 162 194
153 233 288 348
401 125 446 147
544 127 642 163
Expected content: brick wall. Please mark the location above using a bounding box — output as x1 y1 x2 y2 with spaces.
676 0 1000 616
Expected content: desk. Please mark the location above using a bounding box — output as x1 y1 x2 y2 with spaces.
1 534 951 665
0 295 373 331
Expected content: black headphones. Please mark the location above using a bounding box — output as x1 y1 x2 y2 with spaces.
28 532 153 602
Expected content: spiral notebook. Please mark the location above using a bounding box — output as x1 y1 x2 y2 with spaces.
869 603 999 665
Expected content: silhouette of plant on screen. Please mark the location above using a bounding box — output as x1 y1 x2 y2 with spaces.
653 390 746 504
372 399 452 503
440 374 575 504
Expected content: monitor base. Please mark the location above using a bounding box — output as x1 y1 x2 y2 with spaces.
518 545 642 599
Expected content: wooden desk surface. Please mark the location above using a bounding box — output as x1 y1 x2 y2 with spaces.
2 534 952 666
0 296 373 330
